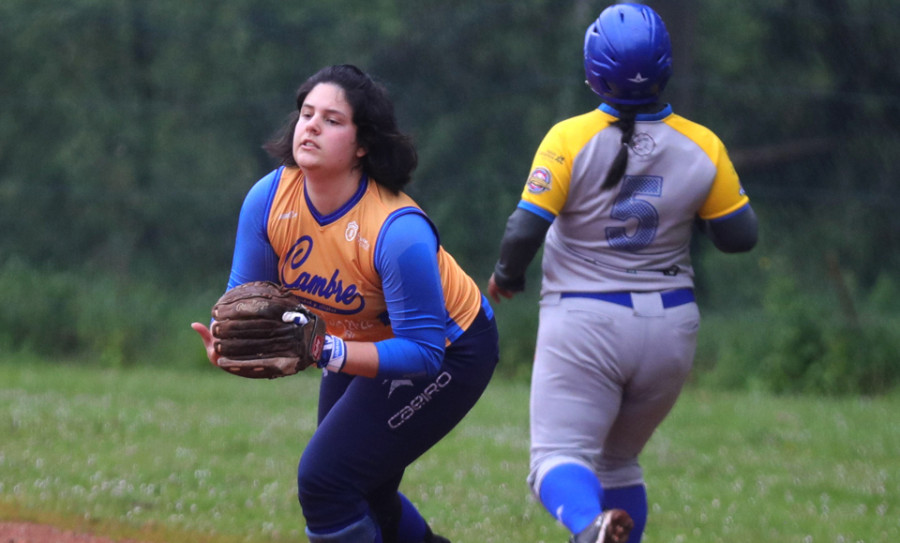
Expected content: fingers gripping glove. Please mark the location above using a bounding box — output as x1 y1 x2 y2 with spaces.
210 281 326 379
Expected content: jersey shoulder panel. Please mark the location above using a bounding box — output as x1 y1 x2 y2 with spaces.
265 167 305 257
664 114 750 219
521 109 616 216
370 180 420 210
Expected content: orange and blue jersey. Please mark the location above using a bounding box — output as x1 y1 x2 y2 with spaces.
225 166 490 379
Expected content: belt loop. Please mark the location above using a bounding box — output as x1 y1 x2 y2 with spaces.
631 292 665 317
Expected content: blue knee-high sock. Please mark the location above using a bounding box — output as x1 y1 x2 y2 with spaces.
538 463 604 534
603 484 647 543
395 492 428 543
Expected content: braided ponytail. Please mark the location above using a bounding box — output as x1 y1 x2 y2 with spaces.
601 109 637 191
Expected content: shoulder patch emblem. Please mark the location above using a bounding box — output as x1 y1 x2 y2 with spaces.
526 167 552 194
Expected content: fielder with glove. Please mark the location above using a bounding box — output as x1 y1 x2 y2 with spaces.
192 65 498 543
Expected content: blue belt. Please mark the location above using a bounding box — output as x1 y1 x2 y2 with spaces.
560 288 695 309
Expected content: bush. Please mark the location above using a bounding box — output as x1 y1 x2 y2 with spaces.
2 256 897 395
0 257 216 369
698 266 900 396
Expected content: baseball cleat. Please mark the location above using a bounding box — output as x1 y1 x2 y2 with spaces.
570 509 633 543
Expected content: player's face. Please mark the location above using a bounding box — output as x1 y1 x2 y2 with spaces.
293 83 367 176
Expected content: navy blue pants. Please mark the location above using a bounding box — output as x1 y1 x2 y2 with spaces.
297 308 499 535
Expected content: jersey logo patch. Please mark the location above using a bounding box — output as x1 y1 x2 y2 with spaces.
526 167 552 194
631 132 656 157
345 221 359 241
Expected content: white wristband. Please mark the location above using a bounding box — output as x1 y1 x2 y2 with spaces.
320 335 347 373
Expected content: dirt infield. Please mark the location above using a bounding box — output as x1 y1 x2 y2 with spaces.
0 522 148 543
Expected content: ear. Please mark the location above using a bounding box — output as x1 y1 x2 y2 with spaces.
356 145 368 158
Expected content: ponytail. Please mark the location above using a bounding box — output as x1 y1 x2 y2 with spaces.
601 110 637 191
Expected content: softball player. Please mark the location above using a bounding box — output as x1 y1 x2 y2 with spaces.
488 5 758 543
194 65 499 543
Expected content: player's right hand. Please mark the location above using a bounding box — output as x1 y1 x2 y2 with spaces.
191 322 221 366
487 274 516 303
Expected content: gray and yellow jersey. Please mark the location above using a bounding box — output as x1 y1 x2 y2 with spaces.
518 103 750 295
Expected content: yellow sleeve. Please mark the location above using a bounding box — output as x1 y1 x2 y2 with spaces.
519 126 572 217
664 114 750 220
697 146 750 220
519 110 611 217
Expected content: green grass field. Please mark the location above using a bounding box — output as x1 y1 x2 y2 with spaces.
1 361 898 542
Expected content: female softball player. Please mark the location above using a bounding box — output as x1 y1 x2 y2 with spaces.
193 64 499 543
488 4 758 543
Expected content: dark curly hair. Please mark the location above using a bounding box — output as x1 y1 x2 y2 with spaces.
263 64 418 194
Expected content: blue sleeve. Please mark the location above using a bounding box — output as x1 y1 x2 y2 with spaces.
373 211 447 379
226 169 282 290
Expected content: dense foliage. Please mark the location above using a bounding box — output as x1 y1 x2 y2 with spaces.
2 0 898 393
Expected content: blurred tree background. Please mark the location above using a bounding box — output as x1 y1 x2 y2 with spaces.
1 0 898 393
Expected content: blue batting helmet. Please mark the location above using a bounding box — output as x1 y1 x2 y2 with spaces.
584 3 673 105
